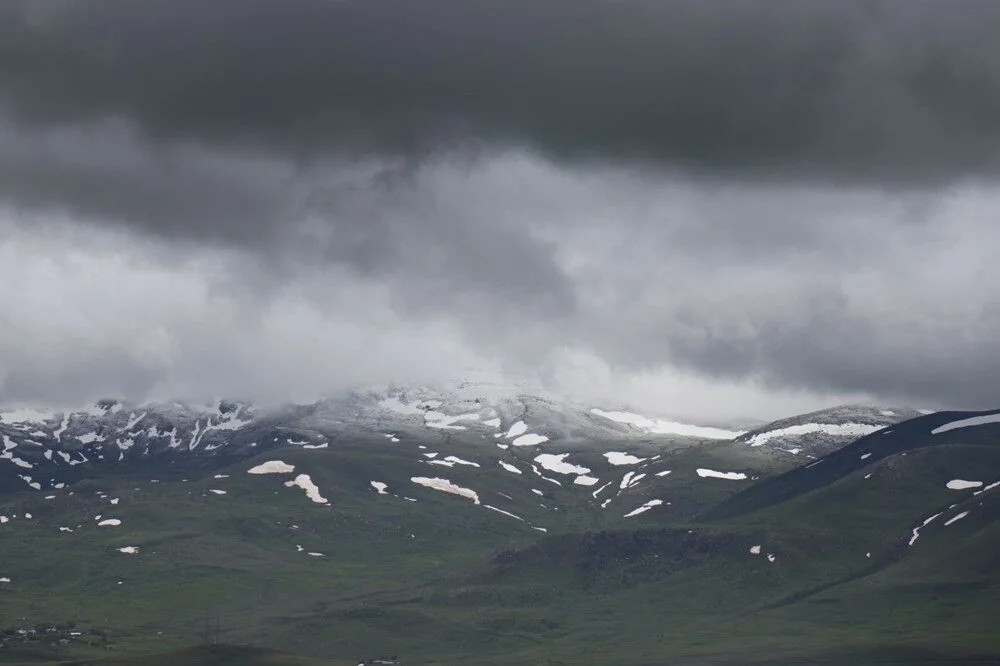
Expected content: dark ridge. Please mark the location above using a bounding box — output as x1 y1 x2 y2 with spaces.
703 409 1000 521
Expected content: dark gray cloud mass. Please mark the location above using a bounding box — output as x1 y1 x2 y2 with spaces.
1 0 999 416
3 0 1000 181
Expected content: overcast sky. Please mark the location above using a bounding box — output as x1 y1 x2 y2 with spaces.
2 0 1000 421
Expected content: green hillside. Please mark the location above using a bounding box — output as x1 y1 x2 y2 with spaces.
1 411 999 664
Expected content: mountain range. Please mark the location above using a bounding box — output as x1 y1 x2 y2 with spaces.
0 384 998 665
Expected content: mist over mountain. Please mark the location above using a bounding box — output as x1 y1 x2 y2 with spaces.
3 1 1000 663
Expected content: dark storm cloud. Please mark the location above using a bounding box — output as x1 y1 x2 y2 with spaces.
2 0 1000 416
0 120 294 243
2 0 1000 183
0 118 576 316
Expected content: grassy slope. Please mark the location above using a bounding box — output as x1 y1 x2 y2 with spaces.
1 428 999 664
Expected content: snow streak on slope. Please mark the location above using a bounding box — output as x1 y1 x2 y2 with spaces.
498 461 522 474
909 512 943 546
746 423 882 446
734 405 920 458
624 499 663 517
590 409 741 439
944 511 970 526
411 477 480 504
932 412 1000 435
697 468 748 480
484 505 524 521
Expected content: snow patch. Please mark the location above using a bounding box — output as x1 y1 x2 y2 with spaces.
591 408 740 439
442 455 480 467
117 546 139 554
574 475 599 486
18 474 41 489
946 479 983 490
424 411 479 430
411 477 479 504
619 471 646 489
484 505 524 521
505 420 528 438
603 451 646 465
247 460 295 475
909 512 943 546
696 468 748 480
125 411 147 431
749 545 761 555
53 414 70 441
747 422 881 446
932 413 1000 435
534 453 590 475
974 480 1000 496
284 474 329 504
97 519 121 527
945 511 970 526
623 499 663 518
511 433 549 447
370 481 388 495
592 481 612 497
530 464 563 486
3 453 34 469
498 461 522 474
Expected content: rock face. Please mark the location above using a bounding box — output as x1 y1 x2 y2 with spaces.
735 404 923 458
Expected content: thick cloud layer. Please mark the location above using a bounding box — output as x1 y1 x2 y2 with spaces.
1 1 999 417
4 0 1000 182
